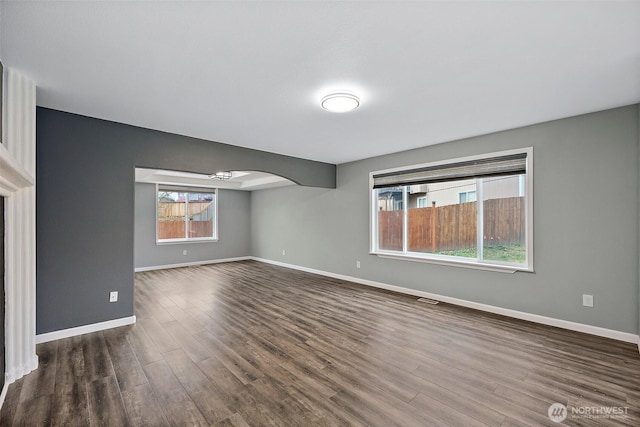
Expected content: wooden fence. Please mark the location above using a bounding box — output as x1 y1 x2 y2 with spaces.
157 221 213 239
158 202 212 219
378 197 524 252
482 197 525 248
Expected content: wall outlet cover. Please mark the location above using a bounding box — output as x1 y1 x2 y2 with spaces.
109 291 118 303
582 294 594 307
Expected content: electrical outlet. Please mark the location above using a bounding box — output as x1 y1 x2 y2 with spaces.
183 249 187 256
282 249 286 256
583 294 594 307
356 261 361 269
109 291 118 303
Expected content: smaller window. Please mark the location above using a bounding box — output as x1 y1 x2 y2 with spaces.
157 185 217 243
458 190 477 203
417 196 428 208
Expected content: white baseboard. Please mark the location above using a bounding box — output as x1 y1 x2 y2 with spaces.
135 256 251 272
252 257 640 345
36 315 137 344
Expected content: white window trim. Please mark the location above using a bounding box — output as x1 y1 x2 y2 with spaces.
369 147 534 273
155 184 219 244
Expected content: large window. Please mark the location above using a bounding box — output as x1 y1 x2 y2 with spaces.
370 148 533 272
156 185 217 242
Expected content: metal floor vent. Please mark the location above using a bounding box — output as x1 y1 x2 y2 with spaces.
417 297 440 305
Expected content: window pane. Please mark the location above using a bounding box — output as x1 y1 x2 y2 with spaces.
482 175 526 264
376 188 403 251
371 149 532 270
408 180 477 257
157 191 186 239
188 193 215 238
458 191 476 204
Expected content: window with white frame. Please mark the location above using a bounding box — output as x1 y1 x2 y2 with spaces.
157 185 217 242
417 196 428 208
458 190 477 203
370 148 533 271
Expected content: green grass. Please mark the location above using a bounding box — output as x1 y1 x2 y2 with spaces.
437 243 525 263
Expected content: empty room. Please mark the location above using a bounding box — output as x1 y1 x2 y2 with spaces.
1 1 640 426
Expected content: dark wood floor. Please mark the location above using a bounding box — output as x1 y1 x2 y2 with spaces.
2 260 640 426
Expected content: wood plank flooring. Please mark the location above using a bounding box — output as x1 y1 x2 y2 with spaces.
2 260 640 426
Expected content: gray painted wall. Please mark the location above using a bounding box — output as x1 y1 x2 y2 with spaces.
36 108 334 334
37 105 640 336
252 105 640 334
134 183 251 269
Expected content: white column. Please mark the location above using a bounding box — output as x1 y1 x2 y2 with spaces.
2 67 38 384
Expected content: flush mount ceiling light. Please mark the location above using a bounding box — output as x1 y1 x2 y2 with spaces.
209 171 233 181
321 92 360 113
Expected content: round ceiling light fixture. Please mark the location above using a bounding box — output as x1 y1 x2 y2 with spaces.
321 92 360 113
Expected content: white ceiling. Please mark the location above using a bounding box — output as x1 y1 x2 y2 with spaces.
2 1 639 165
135 168 294 191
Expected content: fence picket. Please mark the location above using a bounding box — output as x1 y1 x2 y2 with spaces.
379 197 524 253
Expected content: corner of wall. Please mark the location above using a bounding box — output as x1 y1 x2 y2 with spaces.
2 67 37 384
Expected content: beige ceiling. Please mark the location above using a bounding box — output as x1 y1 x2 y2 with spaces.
2 1 639 164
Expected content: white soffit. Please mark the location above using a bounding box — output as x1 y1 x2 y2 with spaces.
134 168 294 191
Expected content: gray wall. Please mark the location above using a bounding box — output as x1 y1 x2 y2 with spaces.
252 105 640 334
37 105 640 336
36 108 334 334
134 183 250 269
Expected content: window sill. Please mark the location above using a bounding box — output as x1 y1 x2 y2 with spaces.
371 251 533 273
156 238 219 245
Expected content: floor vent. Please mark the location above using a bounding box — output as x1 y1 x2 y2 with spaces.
417 298 439 305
